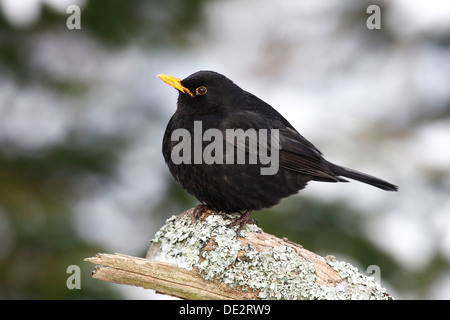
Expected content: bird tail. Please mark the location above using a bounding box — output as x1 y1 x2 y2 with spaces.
327 162 398 191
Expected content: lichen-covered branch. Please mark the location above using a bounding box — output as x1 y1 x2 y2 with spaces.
85 207 393 300
85 253 253 299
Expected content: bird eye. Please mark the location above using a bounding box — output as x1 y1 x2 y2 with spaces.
195 86 207 95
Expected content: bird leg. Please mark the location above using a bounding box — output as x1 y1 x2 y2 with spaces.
227 210 253 236
194 205 256 236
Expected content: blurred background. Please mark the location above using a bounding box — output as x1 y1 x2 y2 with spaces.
0 0 449 299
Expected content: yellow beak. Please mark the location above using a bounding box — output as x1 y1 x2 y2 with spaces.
157 74 194 97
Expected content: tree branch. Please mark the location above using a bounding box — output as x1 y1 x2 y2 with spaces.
85 207 392 300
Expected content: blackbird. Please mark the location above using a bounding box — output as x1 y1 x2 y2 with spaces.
158 70 397 234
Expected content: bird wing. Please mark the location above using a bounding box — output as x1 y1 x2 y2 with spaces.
278 126 345 182
220 109 344 182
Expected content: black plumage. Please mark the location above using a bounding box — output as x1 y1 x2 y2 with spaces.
158 70 397 233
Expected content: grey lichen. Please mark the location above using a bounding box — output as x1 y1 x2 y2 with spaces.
148 210 392 300
325 258 392 300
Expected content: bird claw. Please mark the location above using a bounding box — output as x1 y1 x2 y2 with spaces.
193 206 255 237
226 210 253 237
193 204 212 221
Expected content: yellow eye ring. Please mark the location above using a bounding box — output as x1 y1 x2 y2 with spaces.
195 86 207 95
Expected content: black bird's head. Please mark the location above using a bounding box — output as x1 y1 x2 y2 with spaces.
158 70 242 114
